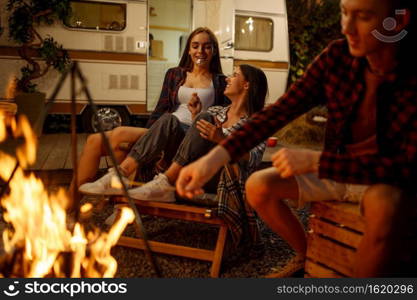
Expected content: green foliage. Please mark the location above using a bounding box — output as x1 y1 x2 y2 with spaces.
287 0 342 84
5 0 72 93
40 37 71 72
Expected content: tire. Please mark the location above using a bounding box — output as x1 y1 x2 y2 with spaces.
81 106 130 133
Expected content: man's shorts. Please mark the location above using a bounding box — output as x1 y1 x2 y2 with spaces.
290 172 369 210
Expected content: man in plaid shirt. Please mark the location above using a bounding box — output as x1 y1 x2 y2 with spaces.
177 0 417 277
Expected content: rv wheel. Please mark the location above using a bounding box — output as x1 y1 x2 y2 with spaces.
82 106 130 133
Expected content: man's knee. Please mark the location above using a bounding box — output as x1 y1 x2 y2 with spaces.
246 170 278 208
362 184 403 220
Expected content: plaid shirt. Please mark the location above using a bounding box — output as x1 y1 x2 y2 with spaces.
146 67 229 128
221 39 417 190
206 106 265 249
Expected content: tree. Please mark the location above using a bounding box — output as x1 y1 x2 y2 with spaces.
2 0 72 93
286 0 342 84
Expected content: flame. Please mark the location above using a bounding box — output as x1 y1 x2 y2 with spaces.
110 174 123 189
0 111 133 277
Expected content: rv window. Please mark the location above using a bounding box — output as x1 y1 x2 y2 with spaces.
235 16 273 52
65 0 126 31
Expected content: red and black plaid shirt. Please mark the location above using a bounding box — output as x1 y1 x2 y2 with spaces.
146 67 228 128
221 39 417 190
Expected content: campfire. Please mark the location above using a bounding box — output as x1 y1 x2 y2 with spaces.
0 110 134 277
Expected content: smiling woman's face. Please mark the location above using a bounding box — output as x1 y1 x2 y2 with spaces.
224 67 248 98
188 32 214 68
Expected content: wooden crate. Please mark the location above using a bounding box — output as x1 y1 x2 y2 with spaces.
305 201 417 278
305 201 364 278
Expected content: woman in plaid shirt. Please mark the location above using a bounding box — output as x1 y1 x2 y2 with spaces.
177 0 417 277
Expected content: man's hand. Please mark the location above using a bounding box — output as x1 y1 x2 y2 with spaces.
196 118 225 143
187 93 202 119
271 148 322 178
176 146 231 198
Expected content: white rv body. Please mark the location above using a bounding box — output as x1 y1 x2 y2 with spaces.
0 0 289 131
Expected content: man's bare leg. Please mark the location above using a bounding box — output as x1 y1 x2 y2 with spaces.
245 167 306 255
355 184 410 277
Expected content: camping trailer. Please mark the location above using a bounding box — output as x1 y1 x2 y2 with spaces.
0 0 289 132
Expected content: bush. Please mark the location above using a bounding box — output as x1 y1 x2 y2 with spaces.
287 0 342 84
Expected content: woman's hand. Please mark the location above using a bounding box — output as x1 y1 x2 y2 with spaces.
196 118 225 143
271 148 322 178
187 93 202 119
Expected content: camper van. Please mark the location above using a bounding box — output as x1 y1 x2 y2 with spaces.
0 0 289 132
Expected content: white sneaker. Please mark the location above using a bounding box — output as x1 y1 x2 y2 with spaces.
129 173 176 202
78 168 129 196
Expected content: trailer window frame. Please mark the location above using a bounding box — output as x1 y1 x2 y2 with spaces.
64 0 127 32
235 15 274 52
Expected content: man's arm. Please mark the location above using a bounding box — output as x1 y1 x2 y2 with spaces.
176 145 230 198
272 148 321 178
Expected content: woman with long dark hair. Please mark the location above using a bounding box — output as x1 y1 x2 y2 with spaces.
128 64 268 203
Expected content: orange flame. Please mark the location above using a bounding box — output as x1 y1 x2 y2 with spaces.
0 110 134 277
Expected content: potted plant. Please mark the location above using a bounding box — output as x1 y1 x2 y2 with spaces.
1 0 72 130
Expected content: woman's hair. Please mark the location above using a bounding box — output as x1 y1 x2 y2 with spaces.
178 27 222 74
239 64 268 116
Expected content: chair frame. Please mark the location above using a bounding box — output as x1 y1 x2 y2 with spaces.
111 196 228 277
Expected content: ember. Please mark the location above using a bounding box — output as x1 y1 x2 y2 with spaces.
0 110 134 277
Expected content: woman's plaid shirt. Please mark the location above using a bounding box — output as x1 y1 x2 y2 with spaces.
221 39 417 190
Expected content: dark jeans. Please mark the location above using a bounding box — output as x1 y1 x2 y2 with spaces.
174 112 220 193
128 112 219 191
128 113 189 165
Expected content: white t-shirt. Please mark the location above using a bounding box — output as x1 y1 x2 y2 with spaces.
172 82 215 125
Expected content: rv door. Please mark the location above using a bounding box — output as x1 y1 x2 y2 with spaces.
192 0 235 75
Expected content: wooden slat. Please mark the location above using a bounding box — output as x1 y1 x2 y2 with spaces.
64 133 88 169
113 197 223 225
211 225 228 277
305 259 345 278
306 233 355 276
117 236 214 261
115 196 214 214
30 134 60 170
309 217 363 248
311 201 364 233
42 134 72 170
